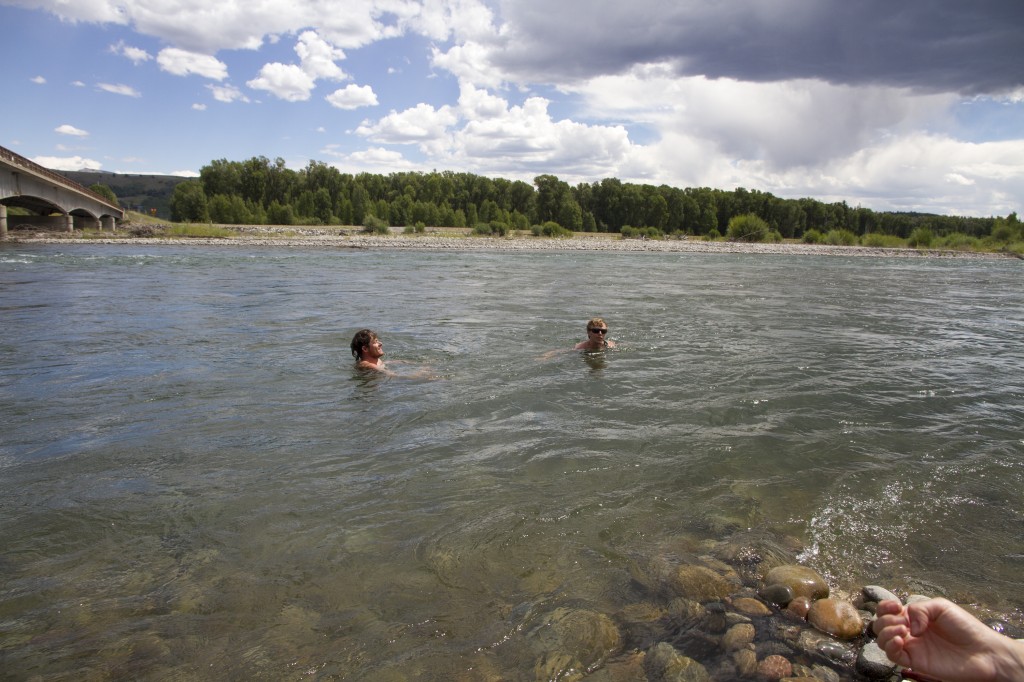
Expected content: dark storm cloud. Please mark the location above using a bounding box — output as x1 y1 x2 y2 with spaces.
493 0 1024 94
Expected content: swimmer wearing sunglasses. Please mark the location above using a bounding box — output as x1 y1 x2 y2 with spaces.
574 317 616 350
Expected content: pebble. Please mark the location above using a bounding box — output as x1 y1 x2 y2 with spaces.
643 642 711 682
759 583 795 607
733 648 758 676
862 585 901 605
857 641 898 679
722 623 755 651
756 654 793 680
786 596 811 618
807 598 864 640
732 597 772 617
26 232 1010 260
764 565 830 601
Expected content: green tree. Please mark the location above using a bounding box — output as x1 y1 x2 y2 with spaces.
267 201 294 225
89 183 118 206
170 180 209 222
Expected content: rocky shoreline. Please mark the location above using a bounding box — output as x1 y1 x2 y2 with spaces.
4 228 1017 260
514 533 1024 682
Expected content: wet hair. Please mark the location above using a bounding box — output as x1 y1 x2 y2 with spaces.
351 329 378 360
586 317 608 331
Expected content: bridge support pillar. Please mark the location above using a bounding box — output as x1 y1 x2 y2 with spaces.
0 204 6 240
64 214 73 233
102 215 115 232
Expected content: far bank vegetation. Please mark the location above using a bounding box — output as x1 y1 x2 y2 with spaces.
109 156 1020 253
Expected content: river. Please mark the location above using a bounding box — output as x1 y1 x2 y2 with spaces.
1 244 1022 680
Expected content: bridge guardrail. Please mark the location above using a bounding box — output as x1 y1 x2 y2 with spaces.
0 144 122 212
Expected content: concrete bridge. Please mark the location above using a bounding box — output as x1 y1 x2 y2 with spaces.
0 144 124 240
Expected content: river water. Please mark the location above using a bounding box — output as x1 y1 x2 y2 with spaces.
1 244 1022 680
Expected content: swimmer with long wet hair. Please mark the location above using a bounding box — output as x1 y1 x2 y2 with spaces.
574 317 616 350
351 329 435 378
351 329 390 373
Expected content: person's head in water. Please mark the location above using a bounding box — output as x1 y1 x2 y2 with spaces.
575 317 616 350
351 329 385 368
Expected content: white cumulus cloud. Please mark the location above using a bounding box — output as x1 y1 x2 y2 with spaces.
326 84 378 110
247 62 316 101
55 124 89 137
157 48 228 80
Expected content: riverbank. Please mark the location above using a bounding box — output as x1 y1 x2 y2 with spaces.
4 227 1018 259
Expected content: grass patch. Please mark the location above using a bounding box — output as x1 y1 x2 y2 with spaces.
164 224 236 238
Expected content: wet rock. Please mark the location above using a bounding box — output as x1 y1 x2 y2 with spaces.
856 641 898 679
763 565 829 601
616 602 668 648
669 564 735 602
711 531 799 583
862 585 900 605
796 629 856 665
807 598 864 640
756 654 792 680
643 642 711 682
530 607 622 681
755 640 794 659
759 583 794 607
786 596 811 618
732 648 758 676
586 651 646 682
722 623 755 651
732 597 772 617
906 594 932 605
703 601 727 633
808 664 842 682
667 597 707 632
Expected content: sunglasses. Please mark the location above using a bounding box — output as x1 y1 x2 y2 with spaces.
588 328 608 334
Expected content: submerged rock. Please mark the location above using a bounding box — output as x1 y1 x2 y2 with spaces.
668 565 735 602
732 596 772 617
643 642 711 682
530 607 622 681
756 654 793 680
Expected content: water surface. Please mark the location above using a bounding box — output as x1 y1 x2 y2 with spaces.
2 245 1022 679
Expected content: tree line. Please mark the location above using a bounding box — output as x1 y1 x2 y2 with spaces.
166 156 1017 241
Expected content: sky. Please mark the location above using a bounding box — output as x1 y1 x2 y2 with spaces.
2 0 1022 218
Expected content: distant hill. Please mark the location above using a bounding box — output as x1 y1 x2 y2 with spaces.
60 171 190 220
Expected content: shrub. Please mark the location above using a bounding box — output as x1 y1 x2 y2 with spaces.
766 229 783 243
531 221 571 237
726 214 770 242
860 232 903 248
937 232 982 251
906 227 934 248
473 221 510 236
403 222 427 235
362 215 390 235
823 229 859 246
704 228 722 241
802 229 824 244
990 223 1016 243
620 225 663 239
